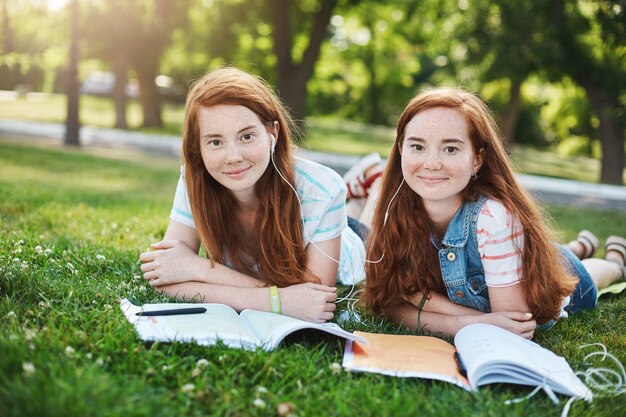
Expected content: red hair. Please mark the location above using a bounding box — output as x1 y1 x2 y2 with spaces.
183 68 316 286
365 88 577 324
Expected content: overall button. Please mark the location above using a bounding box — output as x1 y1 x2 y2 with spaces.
447 252 456 261
455 290 464 298
471 281 479 290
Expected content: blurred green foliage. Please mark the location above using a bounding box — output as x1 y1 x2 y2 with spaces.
1 0 624 181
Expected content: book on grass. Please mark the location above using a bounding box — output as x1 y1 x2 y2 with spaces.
120 298 366 351
342 323 591 401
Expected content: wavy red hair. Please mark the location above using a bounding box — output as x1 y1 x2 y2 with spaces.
365 88 577 324
183 67 316 286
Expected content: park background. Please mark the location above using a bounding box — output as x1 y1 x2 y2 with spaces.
1 1 626 416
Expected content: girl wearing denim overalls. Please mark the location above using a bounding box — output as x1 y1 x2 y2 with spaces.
363 88 625 339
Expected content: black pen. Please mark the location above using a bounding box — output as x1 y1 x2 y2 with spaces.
136 307 207 317
454 351 467 377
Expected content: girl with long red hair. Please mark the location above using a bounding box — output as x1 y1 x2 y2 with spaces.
139 68 366 323
364 87 625 339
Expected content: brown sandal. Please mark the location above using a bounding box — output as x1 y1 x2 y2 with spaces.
571 230 599 259
605 235 626 277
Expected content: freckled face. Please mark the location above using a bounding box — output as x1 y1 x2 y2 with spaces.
198 104 273 203
400 107 483 213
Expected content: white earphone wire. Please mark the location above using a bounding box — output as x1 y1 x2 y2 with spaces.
269 144 404 306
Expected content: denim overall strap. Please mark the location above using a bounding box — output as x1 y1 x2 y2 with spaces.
432 196 491 312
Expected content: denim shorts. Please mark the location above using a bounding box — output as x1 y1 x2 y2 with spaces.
559 245 597 314
347 216 369 242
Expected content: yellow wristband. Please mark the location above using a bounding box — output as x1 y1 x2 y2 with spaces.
269 286 281 314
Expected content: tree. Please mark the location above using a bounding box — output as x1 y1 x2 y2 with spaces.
65 0 80 147
1 0 13 53
82 0 188 128
82 0 133 129
550 0 625 184
271 0 339 128
454 1 558 147
132 0 188 128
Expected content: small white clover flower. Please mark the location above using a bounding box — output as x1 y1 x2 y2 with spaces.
191 367 202 377
96 254 106 261
253 398 266 408
96 358 104 367
65 345 75 357
34 245 43 255
22 362 36 376
6 311 16 319
329 362 342 374
86 353 93 359
277 402 295 416
44 248 53 256
196 358 210 368
256 386 268 394
24 329 37 341
162 365 169 371
181 383 195 394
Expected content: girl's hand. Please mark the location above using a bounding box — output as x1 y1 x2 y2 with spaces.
279 283 337 323
474 311 536 339
139 240 205 287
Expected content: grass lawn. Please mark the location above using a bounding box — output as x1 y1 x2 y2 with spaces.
1 140 626 417
1 91 624 183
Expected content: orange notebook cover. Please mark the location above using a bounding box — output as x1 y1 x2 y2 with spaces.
343 331 471 390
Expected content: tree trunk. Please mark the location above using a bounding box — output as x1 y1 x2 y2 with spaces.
583 83 624 185
112 51 128 129
363 6 381 125
64 0 80 147
1 0 13 53
272 0 337 131
497 79 522 149
137 67 162 128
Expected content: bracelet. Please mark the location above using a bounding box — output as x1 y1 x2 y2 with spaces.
269 286 281 314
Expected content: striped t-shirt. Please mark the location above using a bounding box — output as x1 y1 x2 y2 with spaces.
476 199 525 287
477 199 570 318
169 157 366 285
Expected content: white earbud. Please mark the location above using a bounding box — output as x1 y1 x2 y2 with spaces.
269 134 276 154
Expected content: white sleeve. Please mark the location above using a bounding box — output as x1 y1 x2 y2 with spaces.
476 200 524 287
169 167 196 229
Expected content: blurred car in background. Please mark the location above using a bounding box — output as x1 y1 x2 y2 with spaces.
81 71 185 102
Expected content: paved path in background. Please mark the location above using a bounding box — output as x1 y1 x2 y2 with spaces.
1 118 625 212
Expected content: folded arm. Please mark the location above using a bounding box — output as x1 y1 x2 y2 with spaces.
139 220 338 322
388 302 536 339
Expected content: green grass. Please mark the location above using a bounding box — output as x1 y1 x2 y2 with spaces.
1 92 624 183
1 141 626 417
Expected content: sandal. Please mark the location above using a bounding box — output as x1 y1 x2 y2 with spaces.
343 153 383 199
605 235 626 277
570 230 599 259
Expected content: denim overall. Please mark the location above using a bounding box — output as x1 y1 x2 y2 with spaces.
432 196 597 320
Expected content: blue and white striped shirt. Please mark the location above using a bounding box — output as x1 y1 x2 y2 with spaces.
169 157 365 284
